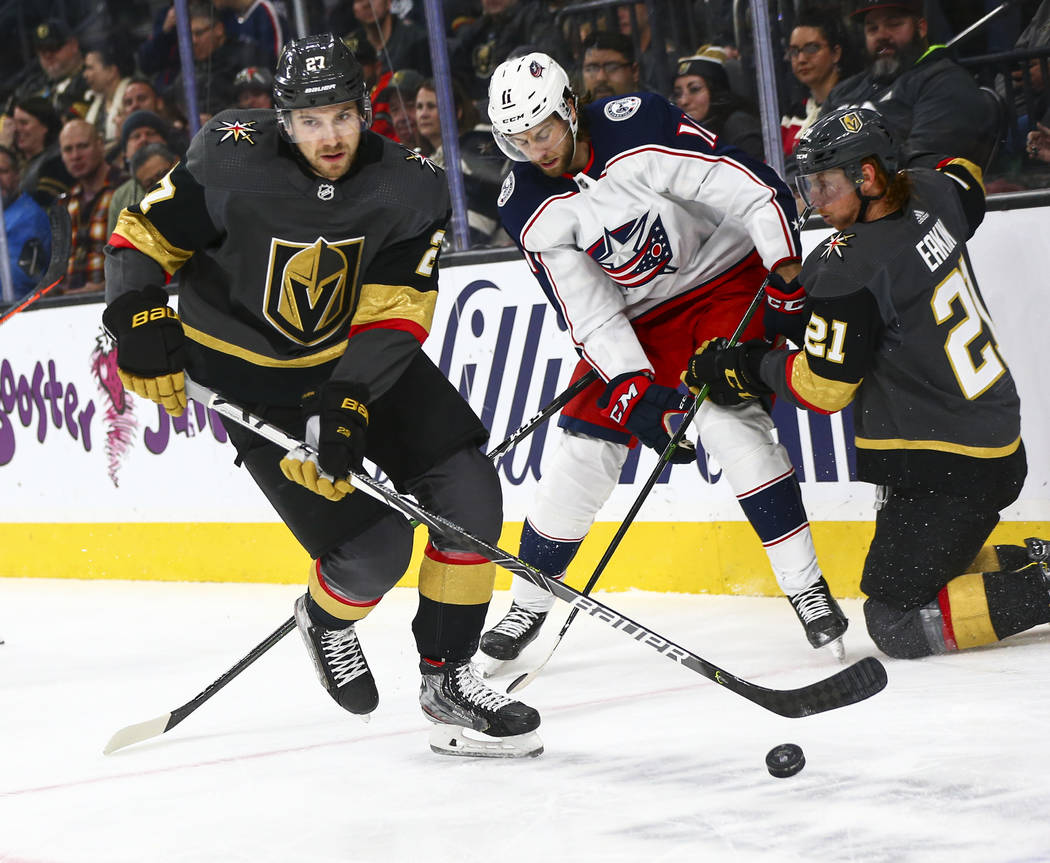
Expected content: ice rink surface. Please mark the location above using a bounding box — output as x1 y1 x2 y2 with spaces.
2 577 1049 863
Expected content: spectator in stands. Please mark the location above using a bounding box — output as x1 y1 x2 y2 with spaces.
116 77 188 152
59 118 124 295
10 98 73 206
451 0 568 102
138 4 239 94
107 111 171 238
13 19 91 119
617 1 677 92
781 10 853 158
169 3 268 118
233 66 274 110
580 32 643 101
0 145 52 300
343 0 431 77
824 0 994 168
414 78 508 246
672 46 764 160
214 0 288 67
373 68 424 148
343 33 381 93
129 141 179 195
83 44 136 148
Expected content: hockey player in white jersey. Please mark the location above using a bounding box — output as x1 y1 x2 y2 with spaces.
479 52 848 665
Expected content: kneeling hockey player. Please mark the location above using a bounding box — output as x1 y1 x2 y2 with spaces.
684 107 1050 658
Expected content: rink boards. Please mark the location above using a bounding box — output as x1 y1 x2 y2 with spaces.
0 208 1047 596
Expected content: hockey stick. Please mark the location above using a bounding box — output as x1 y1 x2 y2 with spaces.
102 369 596 754
507 255 798 694
189 377 887 719
0 205 72 326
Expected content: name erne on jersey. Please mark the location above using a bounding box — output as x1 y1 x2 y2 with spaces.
915 218 957 272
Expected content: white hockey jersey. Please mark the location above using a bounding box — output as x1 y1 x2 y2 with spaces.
498 93 801 380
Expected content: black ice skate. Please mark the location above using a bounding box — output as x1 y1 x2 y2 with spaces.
419 658 543 758
1026 537 1050 586
479 602 548 663
294 595 379 718
788 577 848 661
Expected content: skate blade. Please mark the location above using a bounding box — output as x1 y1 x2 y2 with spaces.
428 725 543 759
472 655 506 679
826 637 847 663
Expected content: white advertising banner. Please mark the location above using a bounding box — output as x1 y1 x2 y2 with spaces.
0 209 1047 526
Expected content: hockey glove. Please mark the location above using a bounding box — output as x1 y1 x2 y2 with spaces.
763 272 807 345
279 383 369 501
682 338 771 406
596 371 697 464
101 284 187 416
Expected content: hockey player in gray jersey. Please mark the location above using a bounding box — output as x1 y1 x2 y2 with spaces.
101 34 541 757
685 107 1050 659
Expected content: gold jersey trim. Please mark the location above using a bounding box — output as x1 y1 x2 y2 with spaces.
855 434 1020 459
790 352 859 412
943 157 985 194
182 322 347 368
113 210 194 276
353 283 437 333
417 557 496 606
945 573 998 649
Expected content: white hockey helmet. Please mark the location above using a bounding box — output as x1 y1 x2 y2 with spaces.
488 52 577 162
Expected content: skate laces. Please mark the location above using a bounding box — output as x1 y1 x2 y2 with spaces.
791 584 833 624
320 626 369 686
491 604 542 638
451 662 515 713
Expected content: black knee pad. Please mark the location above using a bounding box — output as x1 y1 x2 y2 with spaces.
319 512 415 602
863 597 941 660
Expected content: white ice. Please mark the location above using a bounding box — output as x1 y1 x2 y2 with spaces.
2 577 1049 863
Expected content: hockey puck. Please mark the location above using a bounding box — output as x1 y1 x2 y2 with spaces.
766 743 805 778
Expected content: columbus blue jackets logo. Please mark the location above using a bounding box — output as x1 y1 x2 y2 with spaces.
529 60 544 77
586 213 678 288
263 236 365 345
604 96 642 121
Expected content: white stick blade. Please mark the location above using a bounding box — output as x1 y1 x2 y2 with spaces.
103 713 172 755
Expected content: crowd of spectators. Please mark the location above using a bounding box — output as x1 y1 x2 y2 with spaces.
0 0 1048 301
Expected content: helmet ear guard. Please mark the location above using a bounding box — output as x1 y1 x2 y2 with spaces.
488 52 577 162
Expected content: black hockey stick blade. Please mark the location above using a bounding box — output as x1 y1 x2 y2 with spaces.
103 616 296 754
0 205 72 325
190 376 888 718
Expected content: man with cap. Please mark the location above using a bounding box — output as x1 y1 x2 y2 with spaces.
13 19 91 119
233 66 274 110
107 110 172 238
823 0 994 168
371 68 424 147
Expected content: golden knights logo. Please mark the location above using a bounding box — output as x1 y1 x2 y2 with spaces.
839 111 863 134
263 236 364 345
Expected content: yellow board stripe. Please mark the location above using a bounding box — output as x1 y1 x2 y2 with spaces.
2 522 1047 599
417 554 495 605
945 573 999 649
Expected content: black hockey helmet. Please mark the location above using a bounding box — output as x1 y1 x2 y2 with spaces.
795 106 899 184
273 33 372 126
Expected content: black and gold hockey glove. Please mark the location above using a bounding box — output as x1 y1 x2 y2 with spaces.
102 284 187 416
681 338 771 406
279 383 369 501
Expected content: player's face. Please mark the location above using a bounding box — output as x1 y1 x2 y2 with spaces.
288 101 364 180
507 114 575 177
672 74 710 121
798 168 860 230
